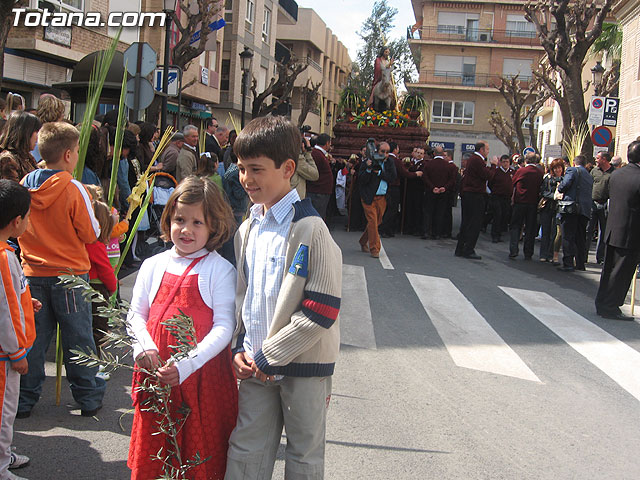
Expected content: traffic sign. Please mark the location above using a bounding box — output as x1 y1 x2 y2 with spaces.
523 146 535 156
125 77 155 110
588 96 605 125
123 42 157 77
603 97 619 127
154 67 179 97
591 126 613 147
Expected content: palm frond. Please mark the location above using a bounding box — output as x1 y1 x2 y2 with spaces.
74 28 122 179
562 123 589 165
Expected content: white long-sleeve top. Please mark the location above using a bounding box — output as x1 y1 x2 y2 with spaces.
127 247 236 384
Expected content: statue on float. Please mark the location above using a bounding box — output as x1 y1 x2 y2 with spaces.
369 46 397 112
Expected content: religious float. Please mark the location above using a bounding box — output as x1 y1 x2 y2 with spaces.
331 92 430 160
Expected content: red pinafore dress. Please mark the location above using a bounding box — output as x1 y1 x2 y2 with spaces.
128 256 238 480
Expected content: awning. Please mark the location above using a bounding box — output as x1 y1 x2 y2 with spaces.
167 104 212 119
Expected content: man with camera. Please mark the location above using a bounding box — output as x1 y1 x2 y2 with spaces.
358 140 397 258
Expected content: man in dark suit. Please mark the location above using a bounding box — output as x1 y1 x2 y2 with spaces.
556 155 594 272
455 141 498 259
509 152 544 260
358 142 397 258
205 118 229 166
380 142 422 237
595 141 640 320
423 146 456 239
307 133 334 220
487 155 512 243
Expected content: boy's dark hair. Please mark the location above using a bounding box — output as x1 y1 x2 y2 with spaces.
0 179 31 229
234 116 301 168
38 121 79 164
388 141 398 153
316 133 331 147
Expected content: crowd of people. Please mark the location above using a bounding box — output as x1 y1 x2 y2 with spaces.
0 88 639 480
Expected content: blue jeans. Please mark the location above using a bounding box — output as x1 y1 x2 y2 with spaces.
19 275 106 413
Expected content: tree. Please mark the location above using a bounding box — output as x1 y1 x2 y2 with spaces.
488 109 517 155
353 0 417 99
0 0 26 92
492 74 550 153
250 55 308 118
297 79 322 128
590 22 622 97
168 0 223 73
524 0 616 157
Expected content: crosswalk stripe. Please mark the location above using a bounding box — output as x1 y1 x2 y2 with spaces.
407 273 540 382
340 264 377 349
378 242 394 270
501 287 640 402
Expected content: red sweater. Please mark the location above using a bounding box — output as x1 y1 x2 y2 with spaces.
86 241 117 293
306 148 334 195
489 167 513 196
391 154 420 186
511 164 544 204
462 153 496 193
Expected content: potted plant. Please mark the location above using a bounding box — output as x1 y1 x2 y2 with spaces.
401 92 429 121
339 86 360 115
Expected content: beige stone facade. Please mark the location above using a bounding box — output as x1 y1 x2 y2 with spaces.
276 7 351 133
408 0 544 163
613 0 640 159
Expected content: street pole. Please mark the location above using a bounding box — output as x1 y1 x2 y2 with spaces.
161 14 172 130
241 70 247 129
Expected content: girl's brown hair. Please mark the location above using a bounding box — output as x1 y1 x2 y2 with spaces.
160 176 235 251
92 199 115 244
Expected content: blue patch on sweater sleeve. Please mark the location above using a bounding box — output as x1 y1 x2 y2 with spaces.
288 244 309 278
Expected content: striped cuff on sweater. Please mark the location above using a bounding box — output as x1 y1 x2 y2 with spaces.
301 291 340 328
254 349 335 377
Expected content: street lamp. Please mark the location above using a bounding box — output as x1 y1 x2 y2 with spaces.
591 60 605 94
239 46 254 129
161 0 177 131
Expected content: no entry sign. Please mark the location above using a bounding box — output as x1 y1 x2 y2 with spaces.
591 126 613 147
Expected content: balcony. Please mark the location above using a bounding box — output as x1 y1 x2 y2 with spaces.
277 0 298 24
409 25 541 47
415 70 532 89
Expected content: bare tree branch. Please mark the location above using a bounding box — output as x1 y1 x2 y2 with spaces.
251 56 308 118
297 79 323 128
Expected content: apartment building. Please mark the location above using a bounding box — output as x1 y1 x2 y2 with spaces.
212 0 298 128
4 0 132 115
613 0 640 159
408 0 545 163
276 7 351 133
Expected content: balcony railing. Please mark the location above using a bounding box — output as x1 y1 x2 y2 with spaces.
278 0 298 22
417 70 532 89
409 25 540 47
304 56 323 73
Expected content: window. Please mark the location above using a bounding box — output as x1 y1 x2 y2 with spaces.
435 55 476 85
224 0 232 23
262 7 271 43
245 0 254 32
506 15 536 38
503 58 533 80
38 0 83 11
437 12 479 34
432 100 474 125
221 59 230 91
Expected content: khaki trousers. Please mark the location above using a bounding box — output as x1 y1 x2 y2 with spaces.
225 376 332 480
360 196 386 255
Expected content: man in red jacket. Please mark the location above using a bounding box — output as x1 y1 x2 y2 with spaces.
509 152 544 260
487 155 513 243
455 141 498 259
306 133 333 220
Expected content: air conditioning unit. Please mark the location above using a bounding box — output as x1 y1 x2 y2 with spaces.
479 33 489 42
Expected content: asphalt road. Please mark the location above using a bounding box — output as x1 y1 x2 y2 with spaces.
13 212 640 479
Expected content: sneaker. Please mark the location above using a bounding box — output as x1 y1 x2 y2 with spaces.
9 452 30 469
5 470 29 479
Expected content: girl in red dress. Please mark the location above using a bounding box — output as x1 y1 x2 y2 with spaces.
127 176 238 480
